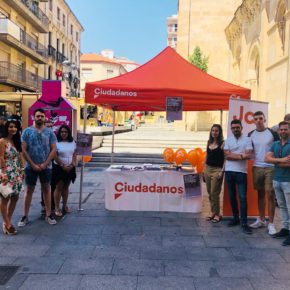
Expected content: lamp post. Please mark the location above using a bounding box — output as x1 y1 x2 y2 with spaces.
62 60 80 97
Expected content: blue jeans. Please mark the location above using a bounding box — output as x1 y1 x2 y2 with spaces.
273 180 290 230
225 171 248 224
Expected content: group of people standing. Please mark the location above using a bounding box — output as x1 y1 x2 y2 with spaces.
0 109 77 235
204 111 290 246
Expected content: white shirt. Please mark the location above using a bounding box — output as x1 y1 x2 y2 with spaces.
224 135 253 173
56 141 76 166
248 129 275 168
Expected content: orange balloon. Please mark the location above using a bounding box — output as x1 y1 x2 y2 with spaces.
195 148 203 155
196 163 204 173
197 151 206 165
163 148 175 163
83 155 92 163
174 148 188 165
187 150 199 167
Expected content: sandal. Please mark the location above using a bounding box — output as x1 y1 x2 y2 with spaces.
211 215 222 223
62 206 72 214
206 214 215 221
54 209 63 217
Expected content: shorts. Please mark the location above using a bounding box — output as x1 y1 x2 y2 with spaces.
24 167 52 186
252 166 274 191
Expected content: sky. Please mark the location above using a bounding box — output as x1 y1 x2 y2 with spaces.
65 0 178 64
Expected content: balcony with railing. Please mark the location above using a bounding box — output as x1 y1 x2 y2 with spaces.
0 61 43 92
0 19 48 64
3 0 49 33
56 51 67 64
48 45 56 60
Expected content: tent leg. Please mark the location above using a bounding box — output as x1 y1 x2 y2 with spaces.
78 103 87 211
111 110 116 165
220 110 223 126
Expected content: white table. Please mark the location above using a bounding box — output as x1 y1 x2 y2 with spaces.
105 166 202 213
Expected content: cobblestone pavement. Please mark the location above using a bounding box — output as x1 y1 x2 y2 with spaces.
0 168 289 290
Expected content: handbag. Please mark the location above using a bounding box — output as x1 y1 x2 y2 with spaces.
0 170 13 198
0 182 13 198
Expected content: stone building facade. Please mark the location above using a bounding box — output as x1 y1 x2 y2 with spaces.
176 0 242 130
0 0 83 127
226 0 290 125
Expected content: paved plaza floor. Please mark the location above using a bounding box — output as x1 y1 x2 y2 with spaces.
0 168 289 290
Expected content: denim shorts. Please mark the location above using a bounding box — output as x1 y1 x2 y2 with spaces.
24 168 52 186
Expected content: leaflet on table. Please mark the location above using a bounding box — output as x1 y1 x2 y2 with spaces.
109 165 161 171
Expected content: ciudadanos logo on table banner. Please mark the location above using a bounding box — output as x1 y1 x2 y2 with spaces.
93 88 137 99
114 181 184 200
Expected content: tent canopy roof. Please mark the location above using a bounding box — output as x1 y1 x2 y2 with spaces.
85 47 250 111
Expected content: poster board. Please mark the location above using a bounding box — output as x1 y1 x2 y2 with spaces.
166 97 183 120
76 133 93 156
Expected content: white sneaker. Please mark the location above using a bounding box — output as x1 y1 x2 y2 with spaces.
18 216 29 227
249 218 267 228
45 215 57 225
268 223 277 235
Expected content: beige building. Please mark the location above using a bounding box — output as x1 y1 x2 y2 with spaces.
43 0 83 98
0 0 83 127
226 0 290 125
176 0 242 130
167 14 178 49
80 52 127 126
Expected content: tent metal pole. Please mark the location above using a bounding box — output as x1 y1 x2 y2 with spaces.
111 109 116 164
220 110 223 126
78 103 87 211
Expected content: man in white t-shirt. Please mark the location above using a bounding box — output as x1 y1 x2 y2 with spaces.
224 119 253 234
248 111 279 235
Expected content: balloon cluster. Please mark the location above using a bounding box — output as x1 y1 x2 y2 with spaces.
163 147 206 173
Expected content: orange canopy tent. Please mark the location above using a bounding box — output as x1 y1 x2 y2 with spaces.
85 47 250 110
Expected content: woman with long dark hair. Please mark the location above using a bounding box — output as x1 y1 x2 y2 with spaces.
0 120 24 234
203 124 224 223
52 125 76 216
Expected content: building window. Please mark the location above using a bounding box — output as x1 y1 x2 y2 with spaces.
71 24 73 35
49 0 53 11
57 7 60 20
63 14 66 26
76 31 79 42
276 2 286 51
107 69 113 78
174 24 177 32
81 68 92 79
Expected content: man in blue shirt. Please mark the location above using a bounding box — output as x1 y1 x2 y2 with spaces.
18 109 57 227
265 121 290 246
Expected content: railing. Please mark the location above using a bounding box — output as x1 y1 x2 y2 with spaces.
0 61 43 91
56 51 67 64
20 29 48 58
0 19 48 59
20 0 49 27
48 45 56 59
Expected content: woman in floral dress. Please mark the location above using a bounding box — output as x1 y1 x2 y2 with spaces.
0 119 24 235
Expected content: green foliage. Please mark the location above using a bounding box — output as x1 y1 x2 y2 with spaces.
188 46 209 72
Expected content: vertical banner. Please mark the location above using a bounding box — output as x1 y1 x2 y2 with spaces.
166 97 183 120
223 98 269 217
183 174 201 197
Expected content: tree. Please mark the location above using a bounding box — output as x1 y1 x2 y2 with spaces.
188 46 209 72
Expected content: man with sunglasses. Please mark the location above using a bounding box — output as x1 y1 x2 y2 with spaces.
224 119 253 234
248 111 279 235
265 121 290 245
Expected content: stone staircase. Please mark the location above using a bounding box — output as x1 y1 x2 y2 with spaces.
89 123 208 167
